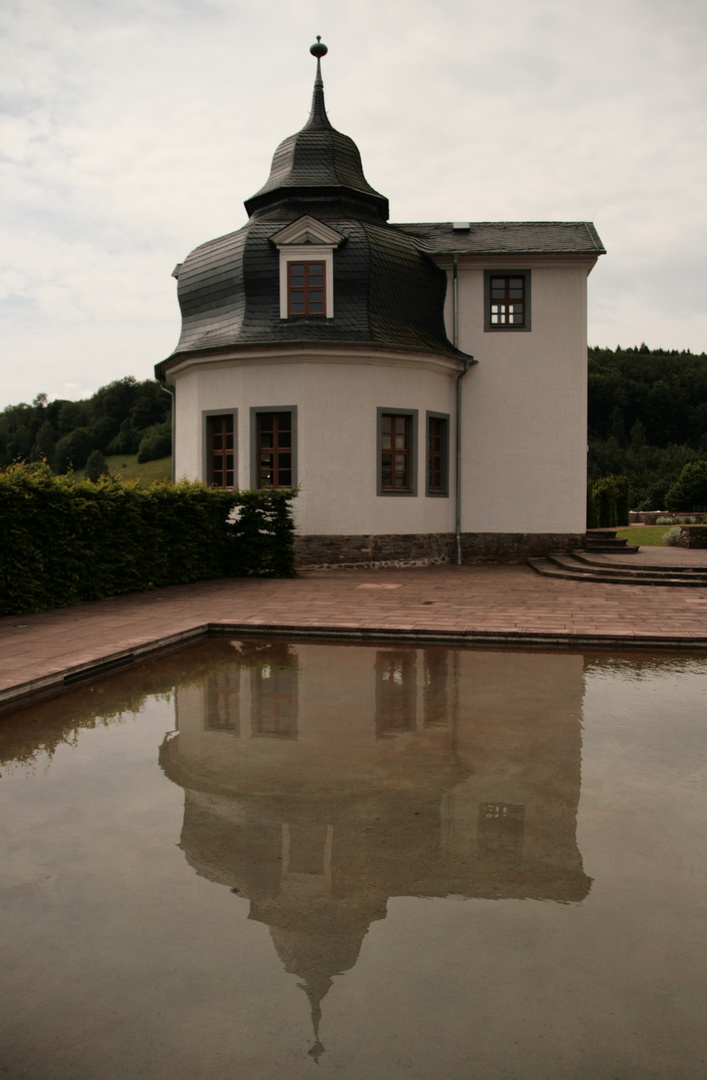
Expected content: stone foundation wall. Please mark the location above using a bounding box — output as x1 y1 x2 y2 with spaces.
459 532 585 564
295 533 454 570
295 532 584 569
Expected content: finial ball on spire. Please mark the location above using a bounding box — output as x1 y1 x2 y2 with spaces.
310 36 328 59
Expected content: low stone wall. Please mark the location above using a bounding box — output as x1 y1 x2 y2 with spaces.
295 532 584 569
679 525 707 548
630 511 706 525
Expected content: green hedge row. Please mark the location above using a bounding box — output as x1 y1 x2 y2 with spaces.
0 464 296 616
587 474 629 529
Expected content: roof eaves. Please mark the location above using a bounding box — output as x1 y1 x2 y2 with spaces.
156 337 473 376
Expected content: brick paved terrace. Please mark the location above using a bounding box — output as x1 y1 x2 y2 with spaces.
2 558 706 713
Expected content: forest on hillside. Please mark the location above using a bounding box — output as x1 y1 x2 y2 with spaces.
1 345 705 508
588 345 707 509
0 377 171 475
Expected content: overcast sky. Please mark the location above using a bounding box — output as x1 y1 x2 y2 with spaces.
1 0 706 408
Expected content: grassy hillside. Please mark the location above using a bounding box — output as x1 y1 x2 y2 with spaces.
74 454 172 486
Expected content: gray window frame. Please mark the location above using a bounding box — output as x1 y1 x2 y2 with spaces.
202 408 238 488
484 269 532 332
425 411 450 497
250 405 298 489
377 407 418 497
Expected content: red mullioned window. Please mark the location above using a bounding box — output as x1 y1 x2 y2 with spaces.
208 414 234 488
257 412 292 488
428 416 445 492
489 275 525 326
381 413 411 490
288 261 325 316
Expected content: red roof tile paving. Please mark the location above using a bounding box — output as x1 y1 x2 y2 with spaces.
0 561 706 712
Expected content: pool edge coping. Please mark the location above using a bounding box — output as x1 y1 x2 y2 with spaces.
2 621 707 716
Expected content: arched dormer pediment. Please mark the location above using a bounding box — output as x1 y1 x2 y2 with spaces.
269 216 345 249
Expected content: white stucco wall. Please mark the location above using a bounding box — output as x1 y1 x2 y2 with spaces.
171 351 458 536
443 258 592 534
168 255 595 539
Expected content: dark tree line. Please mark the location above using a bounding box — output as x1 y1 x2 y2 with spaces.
588 345 707 509
0 377 172 474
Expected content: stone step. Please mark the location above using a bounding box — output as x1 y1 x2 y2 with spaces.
585 543 641 553
584 529 640 553
556 552 707 583
569 551 706 576
582 527 638 552
527 555 707 587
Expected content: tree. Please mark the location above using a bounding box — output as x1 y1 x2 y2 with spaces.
109 417 141 455
665 461 707 512
137 421 172 463
31 420 56 465
54 427 94 472
85 449 109 482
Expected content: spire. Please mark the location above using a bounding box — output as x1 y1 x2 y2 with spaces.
244 37 389 220
306 37 331 130
299 975 332 1063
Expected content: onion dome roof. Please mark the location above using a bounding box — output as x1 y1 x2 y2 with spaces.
244 39 389 221
156 40 468 377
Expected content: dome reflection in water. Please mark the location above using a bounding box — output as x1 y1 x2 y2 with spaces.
158 639 589 1060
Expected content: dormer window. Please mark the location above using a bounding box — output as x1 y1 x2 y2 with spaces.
288 261 325 316
271 216 344 320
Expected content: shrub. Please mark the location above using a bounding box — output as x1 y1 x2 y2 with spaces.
85 449 109 482
663 526 682 547
0 464 297 615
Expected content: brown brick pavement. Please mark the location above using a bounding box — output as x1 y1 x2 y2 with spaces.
1 562 706 711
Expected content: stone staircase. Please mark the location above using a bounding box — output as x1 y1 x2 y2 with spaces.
584 528 640 554
528 547 707 587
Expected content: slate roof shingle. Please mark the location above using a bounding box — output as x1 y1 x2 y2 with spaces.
156 60 605 379
394 221 606 255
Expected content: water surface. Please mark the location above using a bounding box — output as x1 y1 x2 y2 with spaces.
1 640 706 1079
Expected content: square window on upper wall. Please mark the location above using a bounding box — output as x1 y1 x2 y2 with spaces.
484 270 531 332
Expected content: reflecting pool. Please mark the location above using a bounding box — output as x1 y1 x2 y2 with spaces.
1 640 706 1079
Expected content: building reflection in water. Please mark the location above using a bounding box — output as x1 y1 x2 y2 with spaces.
159 639 590 1060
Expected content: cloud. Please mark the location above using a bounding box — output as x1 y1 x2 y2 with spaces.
1 0 706 406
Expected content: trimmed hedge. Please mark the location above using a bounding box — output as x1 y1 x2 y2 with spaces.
0 464 296 616
587 475 629 529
